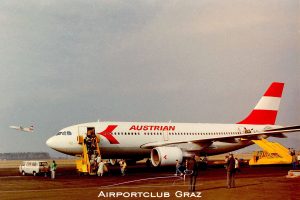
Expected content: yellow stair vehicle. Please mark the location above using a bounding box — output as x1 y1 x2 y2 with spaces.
76 127 101 175
249 139 292 165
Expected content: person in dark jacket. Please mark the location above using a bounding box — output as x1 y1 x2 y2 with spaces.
226 153 236 188
187 155 199 192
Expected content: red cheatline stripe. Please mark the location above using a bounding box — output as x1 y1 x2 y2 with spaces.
264 82 284 97
237 110 278 125
97 125 119 144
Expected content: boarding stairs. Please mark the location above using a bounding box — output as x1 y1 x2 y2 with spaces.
249 138 292 165
76 135 101 175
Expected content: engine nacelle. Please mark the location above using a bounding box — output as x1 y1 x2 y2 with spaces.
151 147 183 167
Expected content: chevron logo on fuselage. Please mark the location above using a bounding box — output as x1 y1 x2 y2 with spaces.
97 125 119 144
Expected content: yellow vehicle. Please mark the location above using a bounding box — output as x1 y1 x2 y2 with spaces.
249 139 292 165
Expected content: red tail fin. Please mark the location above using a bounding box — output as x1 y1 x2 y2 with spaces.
237 82 284 125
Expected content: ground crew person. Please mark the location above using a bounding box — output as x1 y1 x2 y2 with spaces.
50 160 57 179
175 159 183 176
119 159 127 176
292 150 297 169
187 155 198 192
97 160 105 176
226 153 235 188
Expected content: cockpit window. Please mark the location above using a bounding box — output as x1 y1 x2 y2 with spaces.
56 132 62 135
62 131 66 135
67 131 72 135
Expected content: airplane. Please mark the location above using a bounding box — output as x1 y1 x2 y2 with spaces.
46 82 300 166
9 125 34 132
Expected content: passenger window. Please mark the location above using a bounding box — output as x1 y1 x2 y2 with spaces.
56 132 62 135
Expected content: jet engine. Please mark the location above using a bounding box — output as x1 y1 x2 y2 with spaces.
151 147 183 167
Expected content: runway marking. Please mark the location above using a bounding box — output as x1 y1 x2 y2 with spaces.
101 175 182 188
99 183 204 190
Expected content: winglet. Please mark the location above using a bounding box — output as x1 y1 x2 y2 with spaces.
237 82 284 125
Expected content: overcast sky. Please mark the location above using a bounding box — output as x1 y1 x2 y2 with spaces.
0 0 299 157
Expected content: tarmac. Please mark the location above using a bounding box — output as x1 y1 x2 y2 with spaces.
0 160 300 200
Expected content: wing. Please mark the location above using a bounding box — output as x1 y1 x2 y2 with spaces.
140 125 300 149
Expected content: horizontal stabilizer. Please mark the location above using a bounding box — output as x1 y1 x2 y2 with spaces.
264 125 300 134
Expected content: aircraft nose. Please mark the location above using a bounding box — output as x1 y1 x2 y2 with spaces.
46 136 55 149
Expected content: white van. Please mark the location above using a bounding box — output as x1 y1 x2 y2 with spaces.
19 161 49 176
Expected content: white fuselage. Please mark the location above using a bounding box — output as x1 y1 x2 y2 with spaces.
46 82 287 161
46 121 280 159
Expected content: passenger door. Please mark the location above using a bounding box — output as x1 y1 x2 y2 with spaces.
78 126 88 138
77 126 96 137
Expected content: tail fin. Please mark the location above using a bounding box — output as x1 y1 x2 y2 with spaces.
237 82 284 125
